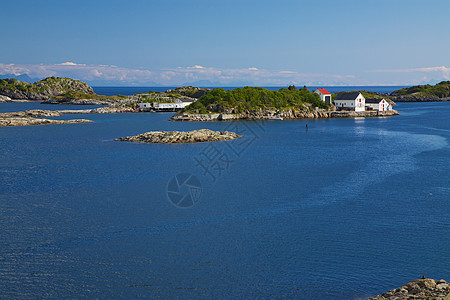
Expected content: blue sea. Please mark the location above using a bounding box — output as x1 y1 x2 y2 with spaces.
0 87 449 299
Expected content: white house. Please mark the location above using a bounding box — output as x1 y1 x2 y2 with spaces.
314 88 332 105
153 102 176 110
174 98 196 109
365 98 392 111
139 103 152 109
334 92 365 112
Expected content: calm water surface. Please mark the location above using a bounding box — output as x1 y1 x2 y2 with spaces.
0 101 449 299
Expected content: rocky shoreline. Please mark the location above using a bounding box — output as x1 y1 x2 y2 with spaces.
170 108 399 121
115 129 242 144
369 278 449 300
0 109 93 127
390 95 450 102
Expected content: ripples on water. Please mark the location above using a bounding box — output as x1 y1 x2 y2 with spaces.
0 101 449 299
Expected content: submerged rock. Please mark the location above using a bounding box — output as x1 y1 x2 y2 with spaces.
369 278 450 300
115 129 242 144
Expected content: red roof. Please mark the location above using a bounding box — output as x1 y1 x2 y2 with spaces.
317 88 331 95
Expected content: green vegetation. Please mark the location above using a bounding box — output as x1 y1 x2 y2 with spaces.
166 86 210 98
391 81 450 98
0 78 33 91
0 77 95 99
54 91 127 100
184 87 327 114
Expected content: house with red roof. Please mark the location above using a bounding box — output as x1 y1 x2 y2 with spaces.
314 88 332 105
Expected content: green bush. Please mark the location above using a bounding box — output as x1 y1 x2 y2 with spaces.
183 86 327 113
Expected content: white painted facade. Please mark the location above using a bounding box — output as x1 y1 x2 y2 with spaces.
153 102 176 109
139 103 152 108
334 93 365 112
365 99 392 111
153 101 194 110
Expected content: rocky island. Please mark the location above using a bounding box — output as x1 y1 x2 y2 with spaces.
369 278 450 300
170 86 399 121
388 81 450 102
0 109 93 127
115 129 242 144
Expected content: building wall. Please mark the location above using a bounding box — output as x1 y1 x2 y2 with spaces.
366 103 379 110
355 95 365 112
334 93 365 111
366 99 392 111
314 90 331 103
139 103 152 108
378 99 391 111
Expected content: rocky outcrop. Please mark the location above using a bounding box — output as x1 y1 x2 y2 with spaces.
0 77 94 100
369 278 450 300
170 108 399 121
115 129 242 144
57 106 138 114
0 109 63 118
165 86 211 98
0 117 93 127
41 98 114 105
0 109 93 127
0 95 12 102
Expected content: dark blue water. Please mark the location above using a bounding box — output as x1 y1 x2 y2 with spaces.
93 86 408 96
0 100 449 299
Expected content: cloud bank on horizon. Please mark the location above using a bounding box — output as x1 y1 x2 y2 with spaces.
0 62 449 87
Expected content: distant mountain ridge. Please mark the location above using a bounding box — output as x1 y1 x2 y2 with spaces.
0 73 40 83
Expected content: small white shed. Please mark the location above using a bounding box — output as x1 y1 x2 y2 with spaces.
365 98 392 111
139 103 152 109
314 88 332 105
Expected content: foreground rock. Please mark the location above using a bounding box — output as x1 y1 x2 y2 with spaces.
369 278 450 300
115 129 242 144
0 117 93 127
0 109 63 118
170 108 399 121
0 109 93 127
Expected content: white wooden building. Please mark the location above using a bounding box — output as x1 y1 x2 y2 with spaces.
139 97 196 111
314 88 332 105
365 98 392 111
139 103 152 109
334 92 365 112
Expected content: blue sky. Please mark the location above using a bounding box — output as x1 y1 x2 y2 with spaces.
1 0 449 86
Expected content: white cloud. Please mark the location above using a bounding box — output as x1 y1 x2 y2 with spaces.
368 66 450 85
57 62 83 66
374 66 450 74
8 61 444 86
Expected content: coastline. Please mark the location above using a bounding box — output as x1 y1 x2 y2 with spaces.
170 109 399 121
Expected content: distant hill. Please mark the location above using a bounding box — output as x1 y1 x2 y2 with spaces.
389 81 450 101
